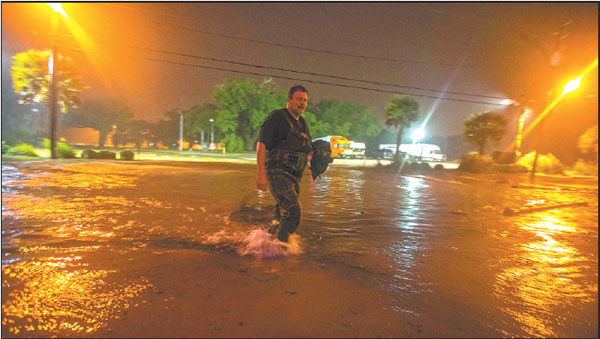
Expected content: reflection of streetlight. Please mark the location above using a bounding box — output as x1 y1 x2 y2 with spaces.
209 118 214 148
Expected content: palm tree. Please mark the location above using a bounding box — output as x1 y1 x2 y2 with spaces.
463 111 507 155
384 95 419 160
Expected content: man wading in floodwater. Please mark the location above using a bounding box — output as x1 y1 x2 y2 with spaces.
256 85 332 243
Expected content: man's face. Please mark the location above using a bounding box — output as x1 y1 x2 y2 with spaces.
287 90 308 116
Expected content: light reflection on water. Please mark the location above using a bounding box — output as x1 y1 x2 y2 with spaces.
1 161 597 337
493 212 598 337
2 251 150 336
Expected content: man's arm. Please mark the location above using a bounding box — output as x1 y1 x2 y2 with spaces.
256 141 268 191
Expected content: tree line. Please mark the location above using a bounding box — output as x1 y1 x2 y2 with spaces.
10 48 593 162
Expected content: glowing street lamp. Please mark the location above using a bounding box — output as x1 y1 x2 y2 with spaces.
562 76 582 96
411 127 425 143
48 3 67 18
411 127 425 160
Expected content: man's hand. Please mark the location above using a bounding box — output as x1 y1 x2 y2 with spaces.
256 141 268 191
256 173 268 191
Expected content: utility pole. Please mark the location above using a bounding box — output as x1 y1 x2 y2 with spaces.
209 118 214 147
49 47 58 159
530 21 570 181
179 111 183 151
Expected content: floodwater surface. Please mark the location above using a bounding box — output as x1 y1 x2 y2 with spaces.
1 159 598 337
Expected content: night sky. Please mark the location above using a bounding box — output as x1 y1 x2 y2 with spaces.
2 2 598 158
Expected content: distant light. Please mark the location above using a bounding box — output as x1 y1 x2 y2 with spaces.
209 118 214 122
501 99 513 106
562 76 582 95
47 3 68 18
411 128 425 142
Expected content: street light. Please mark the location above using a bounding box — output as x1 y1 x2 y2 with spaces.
48 3 67 17
562 76 582 95
411 127 425 160
411 128 425 143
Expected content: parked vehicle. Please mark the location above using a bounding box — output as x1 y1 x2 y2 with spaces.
379 143 447 162
366 148 394 160
313 136 352 158
349 141 366 158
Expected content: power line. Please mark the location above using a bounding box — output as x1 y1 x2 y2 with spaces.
149 20 491 68
62 44 507 107
71 2 490 68
45 27 506 101
127 44 507 101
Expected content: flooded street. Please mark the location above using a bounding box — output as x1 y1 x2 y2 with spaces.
1 159 598 338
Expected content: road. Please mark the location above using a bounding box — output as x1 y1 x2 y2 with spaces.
1 158 597 337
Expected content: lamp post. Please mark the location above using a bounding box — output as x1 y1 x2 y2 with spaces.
179 111 183 151
47 4 67 159
209 118 214 149
46 3 69 159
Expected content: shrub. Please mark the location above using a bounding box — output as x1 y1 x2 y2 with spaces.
97 151 116 159
2 141 10 154
6 143 39 157
572 160 598 176
58 143 76 158
120 150 135 160
221 134 244 153
81 150 98 159
458 153 493 173
42 138 77 158
517 152 564 175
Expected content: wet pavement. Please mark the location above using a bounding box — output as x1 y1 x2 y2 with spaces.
1 159 598 337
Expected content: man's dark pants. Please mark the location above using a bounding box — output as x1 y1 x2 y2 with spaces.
266 169 302 242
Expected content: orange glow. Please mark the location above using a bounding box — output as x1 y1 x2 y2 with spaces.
520 58 598 142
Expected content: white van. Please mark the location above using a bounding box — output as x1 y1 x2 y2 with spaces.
379 143 447 162
349 141 366 158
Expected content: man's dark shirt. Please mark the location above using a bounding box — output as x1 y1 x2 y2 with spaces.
258 108 311 153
